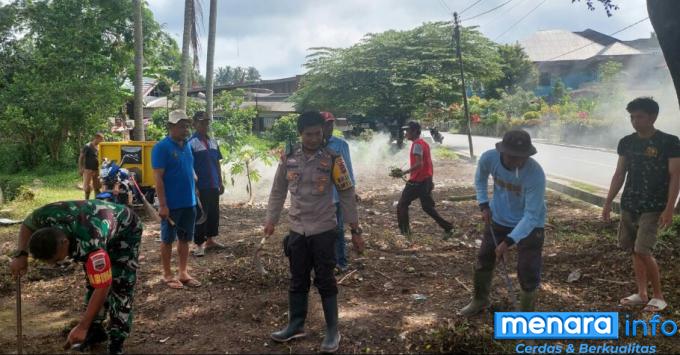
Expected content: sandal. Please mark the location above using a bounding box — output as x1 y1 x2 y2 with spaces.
163 279 184 289
644 298 668 312
179 278 202 288
619 293 648 306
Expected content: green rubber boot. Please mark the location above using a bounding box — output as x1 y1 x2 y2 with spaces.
320 295 341 353
520 289 538 312
271 292 308 342
459 269 493 317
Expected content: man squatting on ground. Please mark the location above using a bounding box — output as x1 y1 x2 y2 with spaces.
264 111 362 353
9 200 142 354
603 97 680 312
461 129 547 315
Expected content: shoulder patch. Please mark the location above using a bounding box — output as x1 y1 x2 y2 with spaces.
332 156 353 191
85 249 112 289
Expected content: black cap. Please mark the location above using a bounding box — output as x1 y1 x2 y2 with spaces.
495 129 537 157
402 121 421 132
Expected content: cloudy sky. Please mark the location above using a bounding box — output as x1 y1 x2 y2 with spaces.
146 0 654 79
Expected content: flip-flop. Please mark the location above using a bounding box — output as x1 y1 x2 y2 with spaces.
179 278 202 288
163 279 184 289
619 293 648 306
644 298 668 312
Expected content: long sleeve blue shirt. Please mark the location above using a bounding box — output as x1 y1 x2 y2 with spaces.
326 136 355 203
475 149 546 243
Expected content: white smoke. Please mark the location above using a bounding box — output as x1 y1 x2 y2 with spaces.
219 133 410 204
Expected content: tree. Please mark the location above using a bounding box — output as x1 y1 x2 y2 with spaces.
0 0 132 166
210 89 256 150
484 44 537 98
205 0 217 120
550 80 569 105
214 65 261 86
575 0 680 109
0 0 178 170
269 113 299 147
132 0 145 140
229 144 274 205
292 22 502 136
179 0 197 110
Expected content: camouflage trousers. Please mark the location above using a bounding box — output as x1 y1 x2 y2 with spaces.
84 213 142 343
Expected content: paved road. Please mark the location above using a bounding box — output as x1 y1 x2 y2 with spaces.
441 133 618 188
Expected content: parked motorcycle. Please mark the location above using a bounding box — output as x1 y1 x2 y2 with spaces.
96 159 135 206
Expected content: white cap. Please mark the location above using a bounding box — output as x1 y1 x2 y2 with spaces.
168 109 189 124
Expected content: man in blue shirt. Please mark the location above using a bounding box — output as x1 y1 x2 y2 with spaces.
152 109 200 289
189 111 224 257
460 129 546 316
321 112 360 272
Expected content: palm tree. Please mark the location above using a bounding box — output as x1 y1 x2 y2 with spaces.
179 0 202 110
205 0 217 120
132 0 145 140
215 66 231 86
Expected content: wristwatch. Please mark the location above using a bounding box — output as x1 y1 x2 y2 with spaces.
13 250 28 258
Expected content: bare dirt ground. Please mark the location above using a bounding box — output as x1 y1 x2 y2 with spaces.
1 156 680 354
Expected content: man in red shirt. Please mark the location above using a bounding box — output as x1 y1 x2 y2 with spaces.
397 121 453 239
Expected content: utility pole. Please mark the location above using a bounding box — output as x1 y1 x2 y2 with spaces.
453 12 475 161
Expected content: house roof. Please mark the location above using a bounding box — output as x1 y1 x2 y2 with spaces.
240 100 296 113
519 29 641 62
188 75 302 95
623 33 662 54
121 77 158 96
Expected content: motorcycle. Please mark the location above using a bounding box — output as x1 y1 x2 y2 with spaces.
430 128 444 144
96 159 135 206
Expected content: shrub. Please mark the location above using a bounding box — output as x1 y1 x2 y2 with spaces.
523 111 540 120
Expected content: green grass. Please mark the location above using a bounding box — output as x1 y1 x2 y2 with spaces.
0 170 82 219
433 147 459 161
570 181 599 194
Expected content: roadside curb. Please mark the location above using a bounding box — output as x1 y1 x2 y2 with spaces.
546 179 620 213
452 150 619 212
445 133 617 154
532 139 616 154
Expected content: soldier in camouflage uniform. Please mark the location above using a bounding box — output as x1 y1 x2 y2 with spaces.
10 200 142 354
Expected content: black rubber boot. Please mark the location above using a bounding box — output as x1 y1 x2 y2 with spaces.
107 338 124 355
320 295 341 353
459 269 493 317
271 292 308 342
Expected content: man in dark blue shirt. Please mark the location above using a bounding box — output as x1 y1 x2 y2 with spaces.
189 111 224 256
152 109 200 289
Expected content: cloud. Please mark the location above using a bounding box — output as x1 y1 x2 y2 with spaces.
147 0 654 79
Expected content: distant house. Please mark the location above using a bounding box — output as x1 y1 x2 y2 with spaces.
519 29 664 97
188 75 301 131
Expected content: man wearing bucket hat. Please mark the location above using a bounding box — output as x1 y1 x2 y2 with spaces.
460 129 547 316
152 109 200 289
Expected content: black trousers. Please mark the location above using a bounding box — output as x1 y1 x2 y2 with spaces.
476 223 545 292
194 188 220 245
397 177 452 233
284 229 337 298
